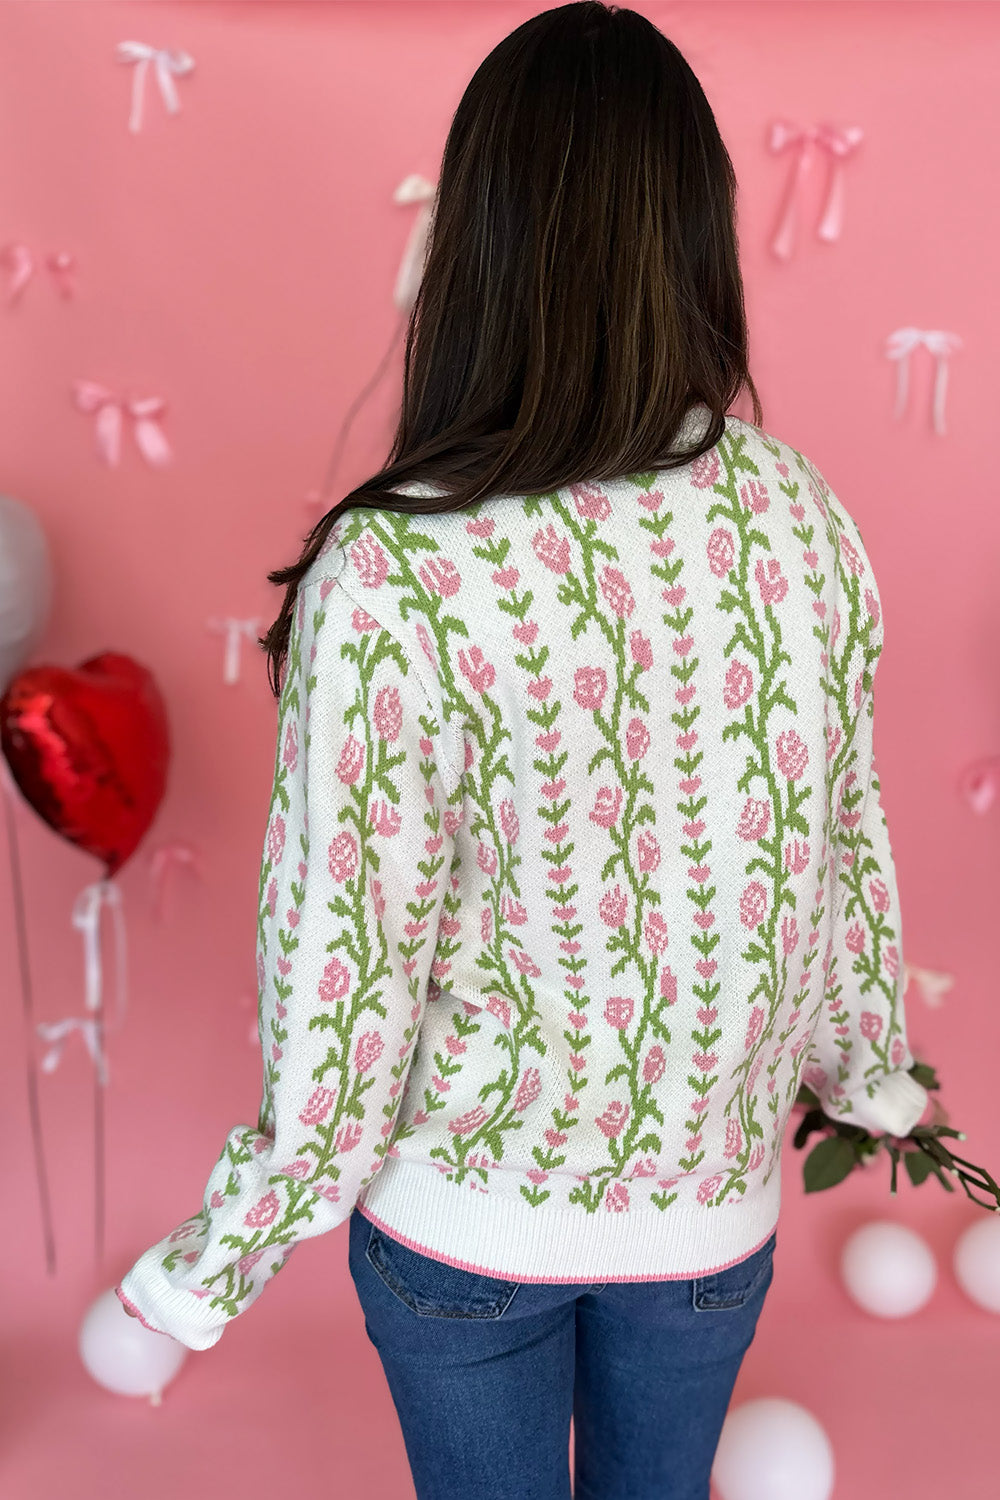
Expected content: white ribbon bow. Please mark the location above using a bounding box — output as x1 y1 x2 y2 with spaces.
903 962 954 1010
206 616 262 685
37 879 128 1087
393 174 437 311
885 327 963 436
116 41 195 134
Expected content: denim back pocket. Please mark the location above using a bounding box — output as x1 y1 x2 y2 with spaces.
691 1230 777 1311
365 1223 522 1320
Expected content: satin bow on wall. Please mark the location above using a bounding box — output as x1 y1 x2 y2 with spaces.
72 381 172 467
115 41 195 134
205 617 262 685
36 879 128 1088
885 327 963 436
768 120 864 260
0 245 75 303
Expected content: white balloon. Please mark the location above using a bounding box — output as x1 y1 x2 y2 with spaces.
840 1220 936 1317
79 1288 187 1400
713 1397 834 1500
953 1216 1000 1313
0 494 52 693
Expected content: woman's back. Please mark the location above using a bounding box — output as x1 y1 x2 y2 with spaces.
294 404 925 1280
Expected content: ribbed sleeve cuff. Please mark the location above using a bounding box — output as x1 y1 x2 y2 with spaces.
115 1248 227 1351
839 1069 929 1137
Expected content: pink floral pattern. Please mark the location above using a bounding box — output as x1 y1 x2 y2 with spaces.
119 414 920 1346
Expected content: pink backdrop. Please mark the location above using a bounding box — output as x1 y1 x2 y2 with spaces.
2 3 998 1497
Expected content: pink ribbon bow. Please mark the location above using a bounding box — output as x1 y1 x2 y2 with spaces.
72 380 172 467
0 245 76 303
884 327 962 437
768 120 864 260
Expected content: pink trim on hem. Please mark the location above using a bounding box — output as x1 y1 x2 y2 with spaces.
355 1203 777 1283
115 1283 170 1336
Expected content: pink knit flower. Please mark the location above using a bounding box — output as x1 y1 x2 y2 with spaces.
589 786 624 828
350 533 389 588
756 556 788 607
418 556 462 597
869 877 890 913
596 1101 629 1139
707 527 735 576
245 1190 280 1229
745 1005 765 1051
499 799 520 845
514 1067 542 1112
691 450 721 489
626 717 651 761
737 797 771 841
697 1174 723 1205
373 684 402 742
860 1011 883 1042
740 881 768 928
723 658 754 709
644 911 669 955
354 1030 385 1073
643 1045 666 1082
328 831 359 883
775 728 808 781
599 885 629 928
599 565 635 618
282 719 298 771
299 1086 337 1125
740 479 770 515
637 827 660 872
630 630 653 670
319 955 352 1004
458 644 495 695
449 1105 488 1137
267 814 286 865
571 481 612 521
604 996 634 1030
574 666 608 711
532 523 571 574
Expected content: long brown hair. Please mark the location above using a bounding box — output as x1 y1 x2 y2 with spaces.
261 0 763 698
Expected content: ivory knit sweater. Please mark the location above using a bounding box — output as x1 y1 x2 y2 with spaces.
117 405 928 1349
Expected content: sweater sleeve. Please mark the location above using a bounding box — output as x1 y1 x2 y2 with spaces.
804 624 928 1138
116 574 459 1350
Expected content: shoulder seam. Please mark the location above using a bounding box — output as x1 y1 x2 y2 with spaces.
302 574 463 799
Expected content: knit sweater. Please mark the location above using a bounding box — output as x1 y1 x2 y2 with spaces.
117 404 928 1349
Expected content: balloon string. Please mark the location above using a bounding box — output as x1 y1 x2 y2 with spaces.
0 759 58 1275
318 309 409 503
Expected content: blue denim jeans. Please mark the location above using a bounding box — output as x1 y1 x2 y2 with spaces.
347 1206 777 1500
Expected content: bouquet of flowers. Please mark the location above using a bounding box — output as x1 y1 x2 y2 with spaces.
792 1059 1000 1208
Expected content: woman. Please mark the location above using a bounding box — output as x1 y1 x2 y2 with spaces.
118 4 929 1497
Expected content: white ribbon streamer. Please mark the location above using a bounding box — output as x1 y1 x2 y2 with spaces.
37 878 128 1087
116 41 195 134
393 174 437 311
885 327 963 436
206 616 261 685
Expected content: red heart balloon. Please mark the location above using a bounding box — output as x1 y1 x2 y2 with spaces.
0 653 170 875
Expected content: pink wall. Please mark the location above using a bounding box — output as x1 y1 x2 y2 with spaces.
3 3 998 1497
